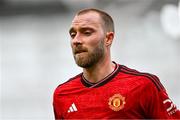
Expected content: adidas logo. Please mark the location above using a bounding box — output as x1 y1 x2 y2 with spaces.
68 103 78 113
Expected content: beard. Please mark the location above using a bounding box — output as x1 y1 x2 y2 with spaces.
72 40 105 68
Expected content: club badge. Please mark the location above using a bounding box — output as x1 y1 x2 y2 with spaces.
108 94 126 111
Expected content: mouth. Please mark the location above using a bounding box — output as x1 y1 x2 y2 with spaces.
74 47 88 55
75 51 87 55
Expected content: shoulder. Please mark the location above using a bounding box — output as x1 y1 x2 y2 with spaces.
54 73 82 95
119 64 165 91
58 73 82 87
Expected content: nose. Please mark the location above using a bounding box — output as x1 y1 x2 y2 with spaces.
72 33 82 46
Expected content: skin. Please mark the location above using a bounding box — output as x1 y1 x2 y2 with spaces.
69 11 115 83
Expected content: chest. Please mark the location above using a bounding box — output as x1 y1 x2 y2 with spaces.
60 85 144 119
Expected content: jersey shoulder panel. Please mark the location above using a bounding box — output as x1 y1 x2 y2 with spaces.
120 65 165 91
54 73 82 95
58 73 82 87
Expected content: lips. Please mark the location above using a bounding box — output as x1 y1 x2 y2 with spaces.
75 50 87 54
73 46 88 54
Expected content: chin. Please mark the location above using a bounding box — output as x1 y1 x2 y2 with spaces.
75 58 92 68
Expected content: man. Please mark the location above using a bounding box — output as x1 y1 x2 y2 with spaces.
53 8 180 119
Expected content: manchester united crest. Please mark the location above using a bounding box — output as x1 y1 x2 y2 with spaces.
108 94 126 111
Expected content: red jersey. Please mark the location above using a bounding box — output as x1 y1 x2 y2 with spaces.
53 62 180 119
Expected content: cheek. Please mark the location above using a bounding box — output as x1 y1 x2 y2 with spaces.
70 41 73 46
70 41 74 48
87 35 104 46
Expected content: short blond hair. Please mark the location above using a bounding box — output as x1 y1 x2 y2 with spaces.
76 8 114 33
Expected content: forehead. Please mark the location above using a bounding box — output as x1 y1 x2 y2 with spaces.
71 12 103 28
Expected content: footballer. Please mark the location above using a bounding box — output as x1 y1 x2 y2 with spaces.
53 8 180 119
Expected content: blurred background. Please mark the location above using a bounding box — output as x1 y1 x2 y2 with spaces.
0 0 180 119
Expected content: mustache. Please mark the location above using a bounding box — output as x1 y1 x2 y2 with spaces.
73 46 88 54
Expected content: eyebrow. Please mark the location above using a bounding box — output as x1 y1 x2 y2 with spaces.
69 27 95 34
81 27 95 32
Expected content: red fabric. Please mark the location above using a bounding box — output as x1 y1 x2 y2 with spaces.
53 63 180 119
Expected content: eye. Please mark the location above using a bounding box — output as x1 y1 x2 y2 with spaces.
70 32 76 38
84 31 92 36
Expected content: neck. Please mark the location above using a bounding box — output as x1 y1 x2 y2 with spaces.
83 58 115 83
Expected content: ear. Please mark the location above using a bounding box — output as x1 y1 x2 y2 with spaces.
105 32 114 47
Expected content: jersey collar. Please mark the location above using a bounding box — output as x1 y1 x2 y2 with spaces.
81 61 121 88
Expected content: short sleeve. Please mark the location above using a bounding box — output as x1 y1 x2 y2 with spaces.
140 79 180 119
